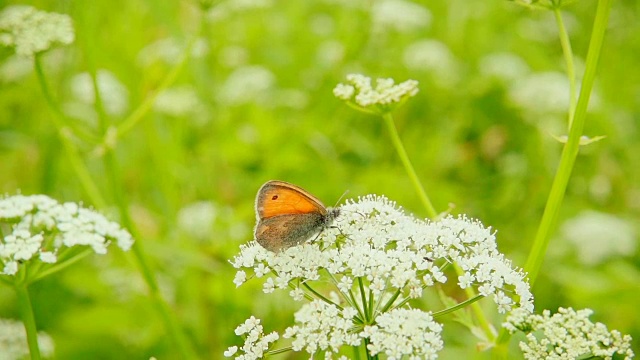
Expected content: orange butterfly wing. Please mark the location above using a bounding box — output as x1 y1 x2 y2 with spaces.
255 180 327 219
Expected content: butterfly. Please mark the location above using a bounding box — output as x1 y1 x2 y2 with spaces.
254 180 340 252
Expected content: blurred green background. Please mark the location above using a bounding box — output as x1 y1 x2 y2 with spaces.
1 0 638 358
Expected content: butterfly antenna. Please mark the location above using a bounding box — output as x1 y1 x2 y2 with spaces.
334 189 349 207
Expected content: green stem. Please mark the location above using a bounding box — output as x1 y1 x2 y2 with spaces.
102 151 197 359
15 285 41 360
30 248 93 284
113 37 195 142
523 0 612 289
432 294 484 318
382 113 437 218
33 55 107 209
498 0 613 348
554 8 577 127
358 278 369 322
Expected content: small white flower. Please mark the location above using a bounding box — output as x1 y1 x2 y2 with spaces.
363 308 443 359
284 300 361 354
504 307 634 360
233 271 247 287
223 346 237 357
0 194 134 277
228 316 279 359
290 287 305 301
0 5 74 57
334 74 419 112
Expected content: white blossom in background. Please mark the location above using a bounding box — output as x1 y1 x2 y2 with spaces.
177 201 217 241
0 5 74 57
508 72 571 114
0 194 134 276
136 37 208 67
504 307 634 360
69 70 129 116
403 40 460 87
0 55 33 83
227 195 533 358
479 52 531 82
0 318 55 359
153 86 204 117
371 0 431 33
560 210 636 265
217 65 276 106
334 74 419 114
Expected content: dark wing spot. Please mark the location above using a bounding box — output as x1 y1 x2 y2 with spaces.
271 195 279 200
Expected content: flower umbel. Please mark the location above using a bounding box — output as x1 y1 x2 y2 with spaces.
0 5 74 57
504 307 634 360
334 74 419 115
0 194 134 278
228 195 533 358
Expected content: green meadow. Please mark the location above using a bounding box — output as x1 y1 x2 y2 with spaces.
0 0 638 359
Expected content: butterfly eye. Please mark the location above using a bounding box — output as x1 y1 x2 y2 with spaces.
271 195 278 200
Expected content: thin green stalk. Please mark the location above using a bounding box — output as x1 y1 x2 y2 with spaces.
432 294 484 318
382 113 437 218
15 285 41 360
498 0 613 348
113 37 195 142
358 278 370 322
33 55 106 209
523 0 612 288
102 151 198 359
554 8 577 126
30 248 93 284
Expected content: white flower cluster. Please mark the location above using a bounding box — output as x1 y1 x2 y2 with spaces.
363 308 443 360
0 194 134 276
0 5 74 57
232 195 532 313
283 300 360 354
228 195 533 358
224 316 279 359
504 307 634 360
333 74 419 110
0 318 55 359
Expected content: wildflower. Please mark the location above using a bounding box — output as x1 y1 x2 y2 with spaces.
225 316 279 359
363 308 443 359
334 74 419 115
0 318 55 358
227 195 533 358
504 307 634 360
0 5 74 57
284 300 361 354
0 194 134 278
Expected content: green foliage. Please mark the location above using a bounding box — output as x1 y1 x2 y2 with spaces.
0 0 638 358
